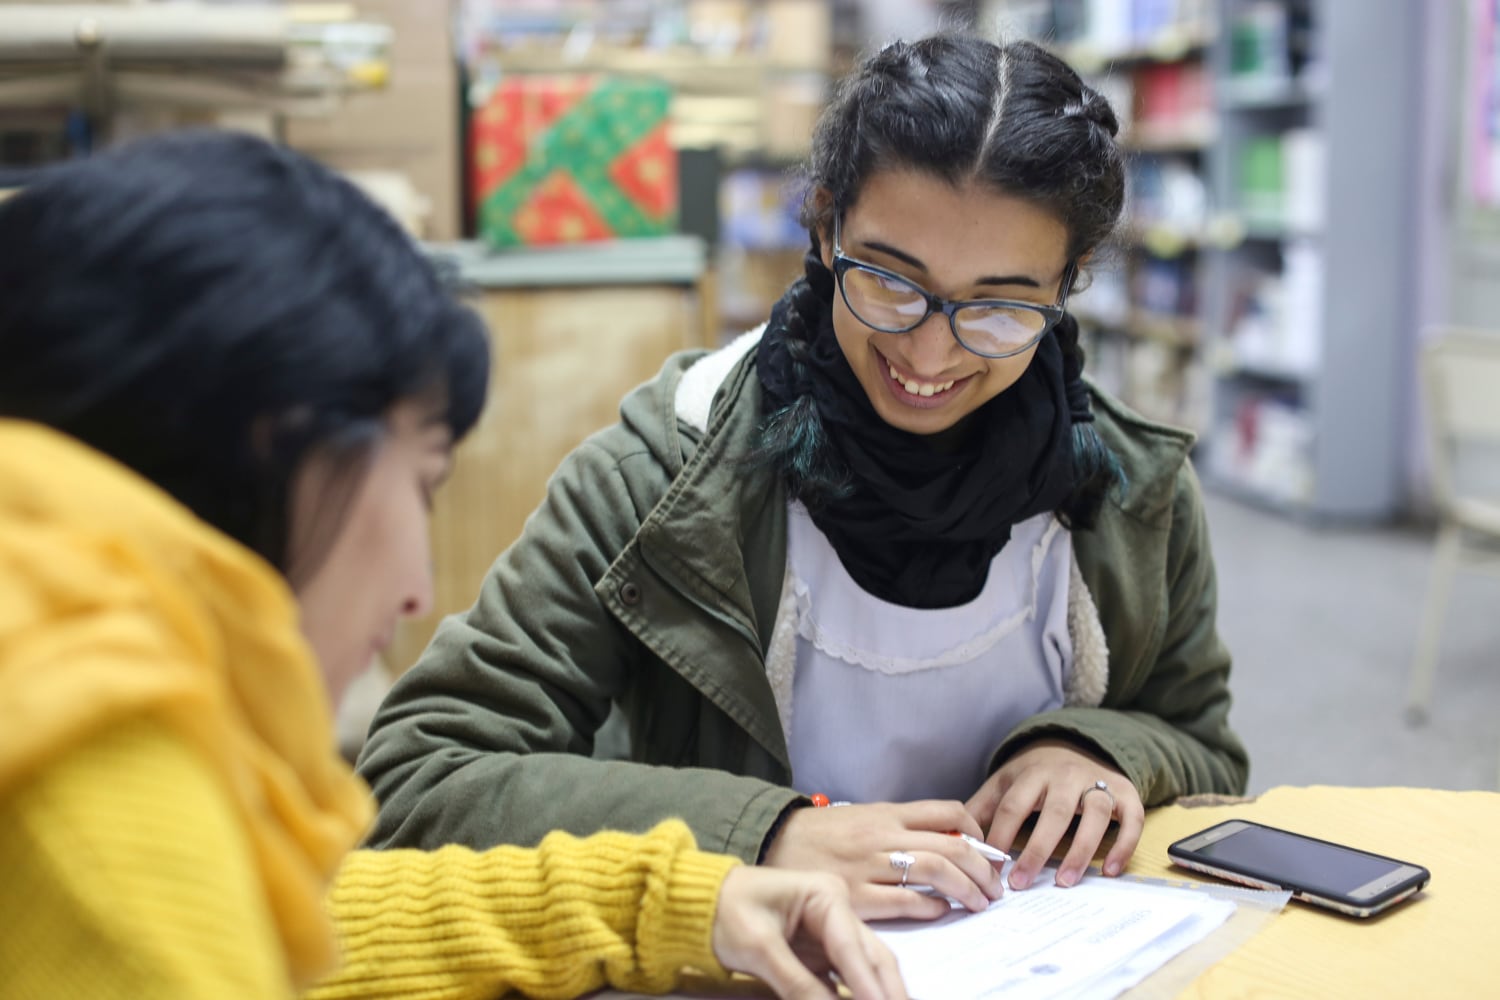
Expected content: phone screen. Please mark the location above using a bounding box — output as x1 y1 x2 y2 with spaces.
1193 825 1395 894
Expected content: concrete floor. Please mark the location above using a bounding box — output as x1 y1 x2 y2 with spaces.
1203 492 1500 793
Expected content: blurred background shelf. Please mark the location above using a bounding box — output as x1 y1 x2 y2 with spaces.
1216 360 1315 386
989 0 1418 521
0 2 393 121
1077 308 1203 349
430 235 707 287
1219 74 1316 108
1054 22 1216 71
1202 0 1416 520
462 0 832 166
1122 122 1217 153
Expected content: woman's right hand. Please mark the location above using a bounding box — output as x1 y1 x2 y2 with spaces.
760 801 1006 920
712 866 908 1000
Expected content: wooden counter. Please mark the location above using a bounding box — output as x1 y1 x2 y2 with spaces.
384 237 711 673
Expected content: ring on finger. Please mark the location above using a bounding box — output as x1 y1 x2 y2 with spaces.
888 850 916 888
1079 778 1116 812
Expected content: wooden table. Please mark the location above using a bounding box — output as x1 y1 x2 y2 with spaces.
602 785 1500 999
1124 784 1500 997
381 238 711 673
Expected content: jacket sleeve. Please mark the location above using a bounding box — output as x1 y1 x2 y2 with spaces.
994 461 1249 804
308 822 736 1000
356 432 800 862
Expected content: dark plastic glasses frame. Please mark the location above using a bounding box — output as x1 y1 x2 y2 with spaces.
830 214 1076 359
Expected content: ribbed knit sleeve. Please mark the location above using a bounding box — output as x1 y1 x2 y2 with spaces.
308 822 739 1000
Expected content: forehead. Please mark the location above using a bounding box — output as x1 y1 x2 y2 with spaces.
843 169 1070 278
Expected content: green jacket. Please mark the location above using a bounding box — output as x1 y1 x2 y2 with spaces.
358 344 1248 862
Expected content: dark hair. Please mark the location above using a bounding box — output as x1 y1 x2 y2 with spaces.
770 34 1125 525
0 130 489 580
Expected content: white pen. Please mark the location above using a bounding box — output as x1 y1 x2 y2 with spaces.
950 831 1012 864
809 795 1011 865
905 835 1012 899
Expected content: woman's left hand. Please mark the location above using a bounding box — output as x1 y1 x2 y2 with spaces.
964 738 1144 891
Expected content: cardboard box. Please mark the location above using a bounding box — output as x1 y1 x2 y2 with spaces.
764 0 832 69
284 0 460 239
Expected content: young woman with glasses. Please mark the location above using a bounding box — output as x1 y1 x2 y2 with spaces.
359 33 1249 920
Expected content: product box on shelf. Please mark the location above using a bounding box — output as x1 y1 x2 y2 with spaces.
471 74 678 247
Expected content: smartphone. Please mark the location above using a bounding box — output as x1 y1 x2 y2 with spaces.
1167 819 1429 918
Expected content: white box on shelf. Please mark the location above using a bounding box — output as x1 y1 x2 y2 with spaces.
1085 0 1133 56
1248 400 1314 504
1282 127 1325 233
1280 239 1323 374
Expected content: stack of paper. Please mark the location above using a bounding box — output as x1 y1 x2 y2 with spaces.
873 866 1236 1000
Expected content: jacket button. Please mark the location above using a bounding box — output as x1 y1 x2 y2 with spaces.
619 581 642 606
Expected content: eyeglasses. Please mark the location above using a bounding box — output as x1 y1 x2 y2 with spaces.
830 215 1075 359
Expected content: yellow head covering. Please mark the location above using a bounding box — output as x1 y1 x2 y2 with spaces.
0 419 373 987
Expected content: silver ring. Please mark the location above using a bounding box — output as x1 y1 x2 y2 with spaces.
1080 779 1116 812
889 850 916 887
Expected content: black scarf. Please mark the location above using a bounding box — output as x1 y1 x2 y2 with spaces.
755 271 1084 609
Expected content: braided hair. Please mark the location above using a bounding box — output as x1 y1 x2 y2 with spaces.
760 34 1126 527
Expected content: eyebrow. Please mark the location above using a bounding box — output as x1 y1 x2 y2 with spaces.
860 239 1043 289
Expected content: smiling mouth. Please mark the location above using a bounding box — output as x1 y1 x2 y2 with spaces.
887 362 957 397
878 351 971 403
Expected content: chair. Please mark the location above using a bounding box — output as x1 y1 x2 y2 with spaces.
1405 328 1500 785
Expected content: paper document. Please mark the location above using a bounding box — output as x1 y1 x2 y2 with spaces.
873 866 1235 1000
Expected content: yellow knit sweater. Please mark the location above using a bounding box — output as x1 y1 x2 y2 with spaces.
0 420 737 999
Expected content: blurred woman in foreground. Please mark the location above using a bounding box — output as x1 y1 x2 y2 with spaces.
0 131 904 1000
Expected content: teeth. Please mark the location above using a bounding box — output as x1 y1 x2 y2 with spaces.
889 363 955 397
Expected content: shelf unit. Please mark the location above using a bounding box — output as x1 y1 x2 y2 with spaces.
1198 0 1421 518
459 1 832 166
0 4 393 133
457 1 833 343
988 0 1423 519
0 3 403 220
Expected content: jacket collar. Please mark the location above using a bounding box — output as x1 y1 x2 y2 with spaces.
600 343 792 765
634 339 783 628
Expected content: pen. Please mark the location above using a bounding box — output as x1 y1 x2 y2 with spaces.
906 837 1010 901
808 795 1012 864
950 831 1011 864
